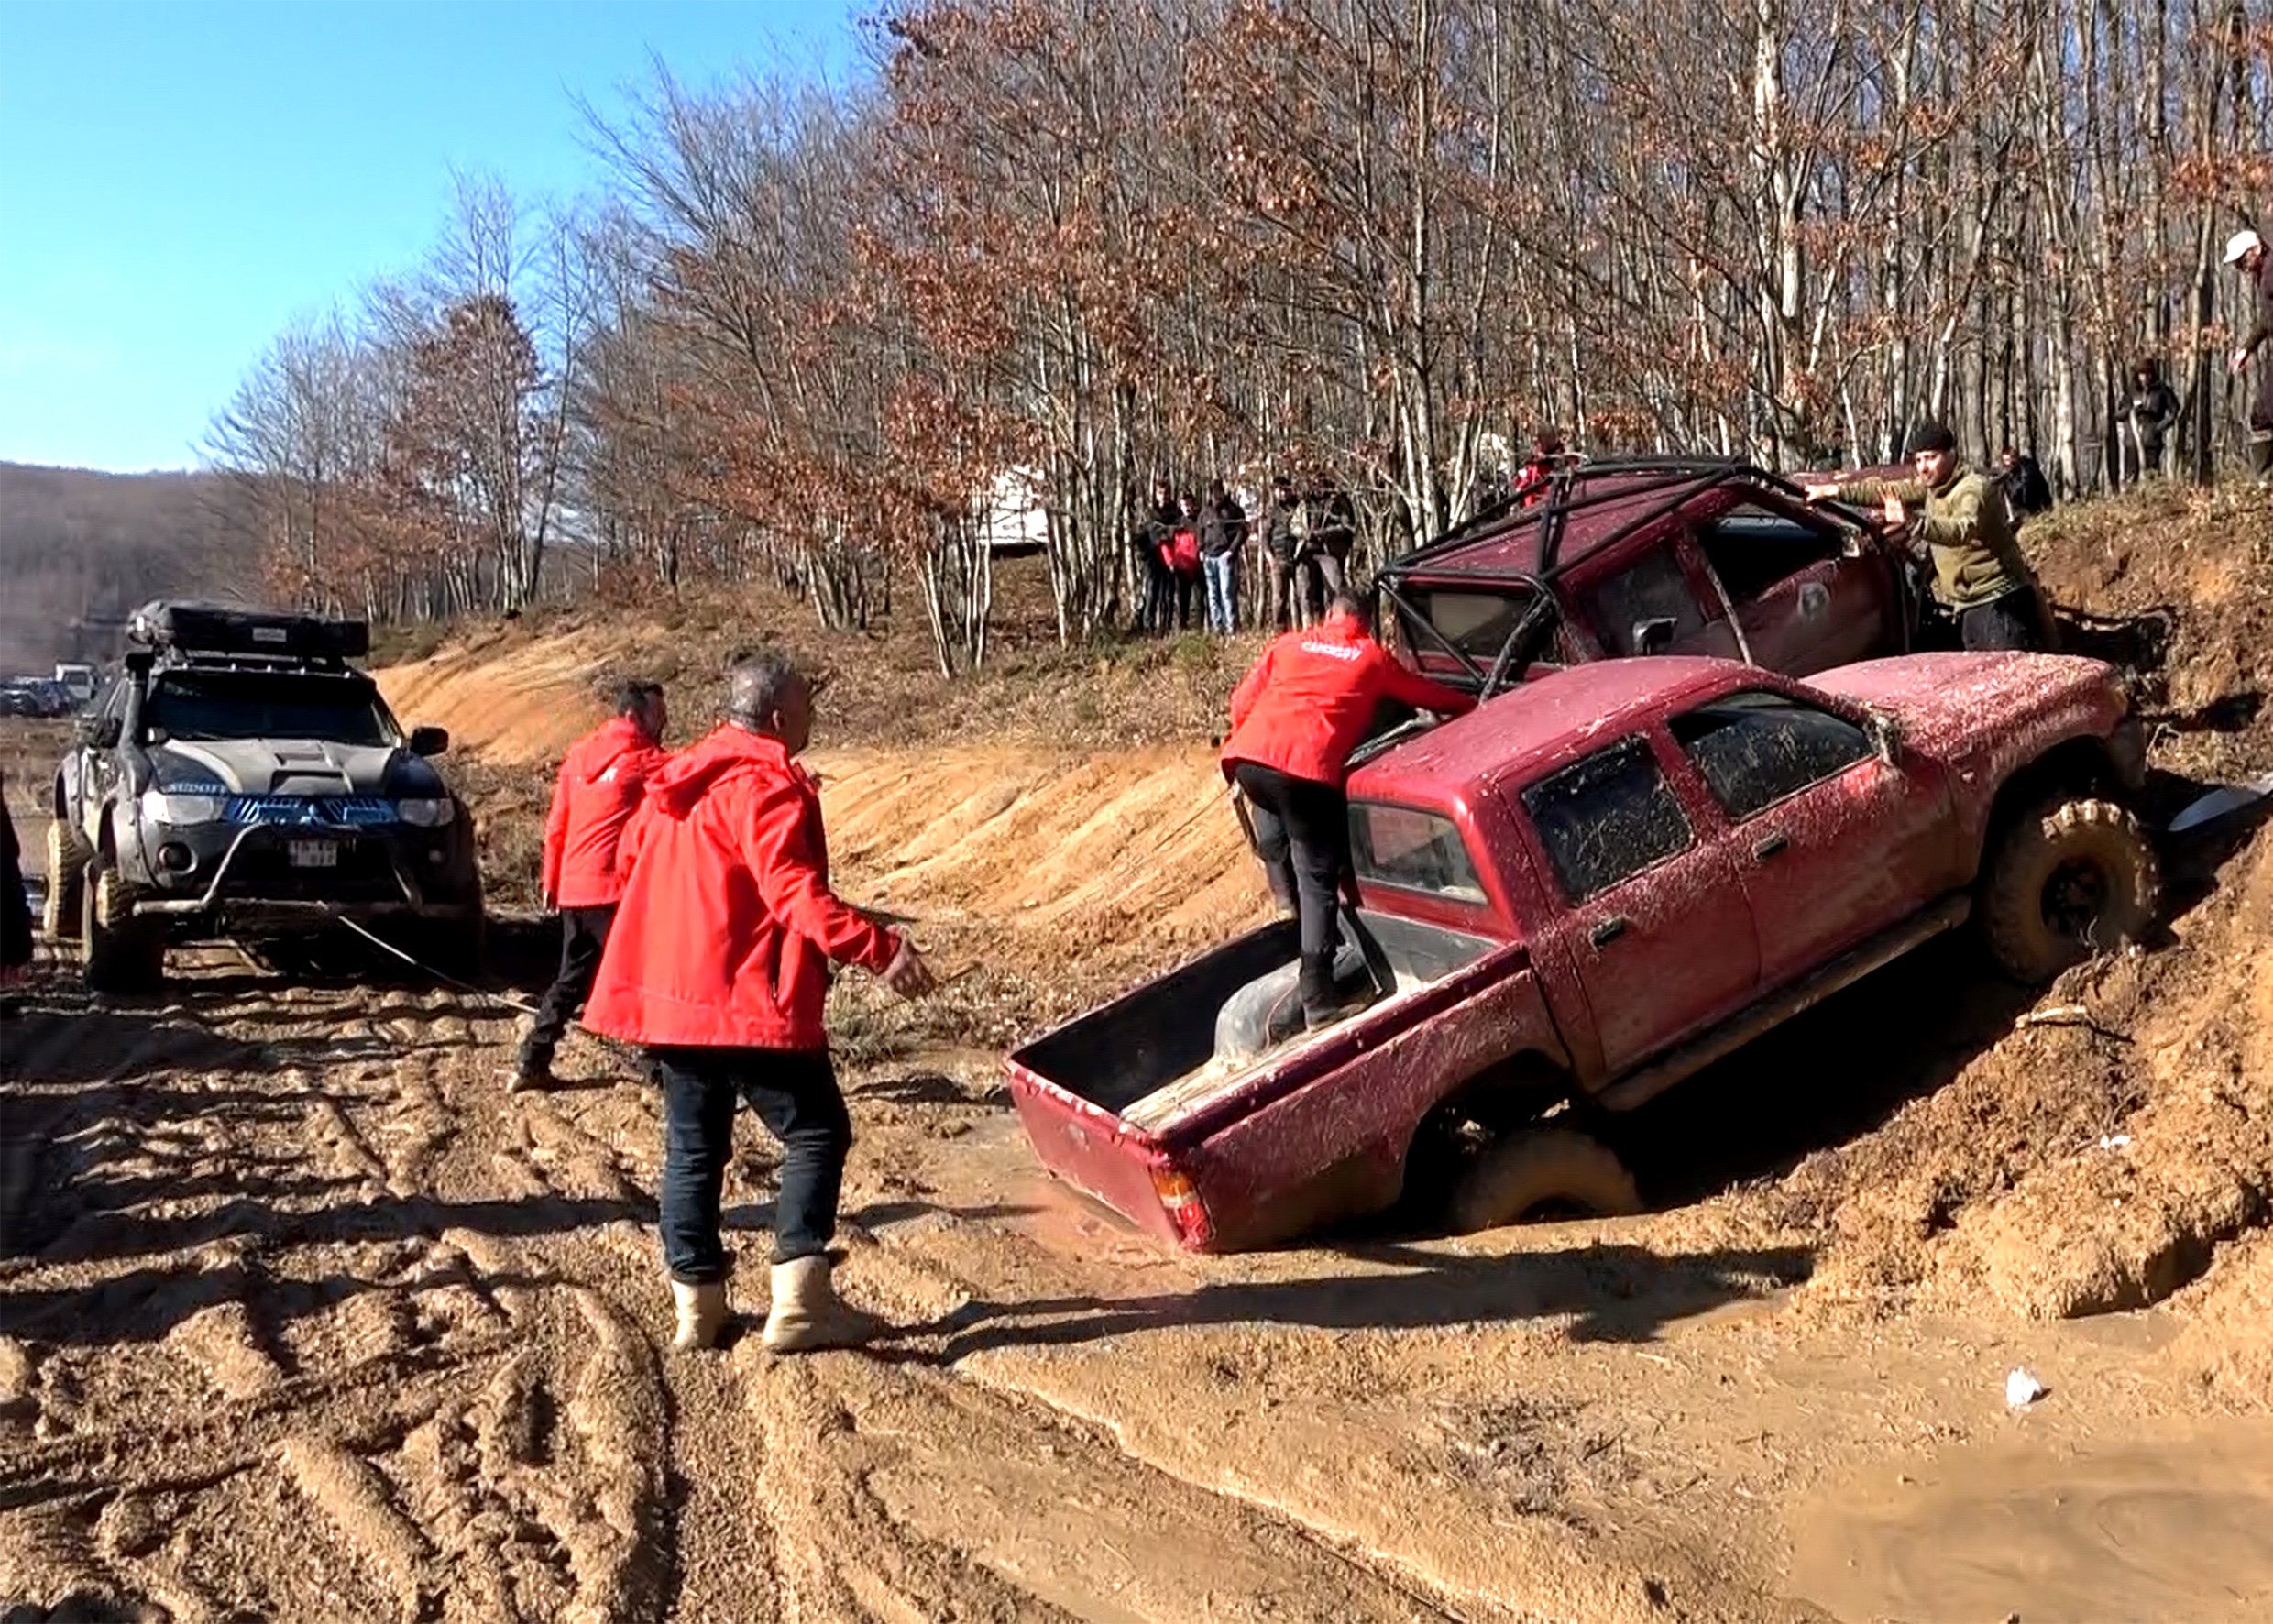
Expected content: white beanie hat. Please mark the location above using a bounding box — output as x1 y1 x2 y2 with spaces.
2224 228 2264 265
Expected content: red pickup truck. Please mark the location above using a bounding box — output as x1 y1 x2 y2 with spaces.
1006 652 2158 1252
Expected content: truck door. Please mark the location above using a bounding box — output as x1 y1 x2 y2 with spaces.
1507 733 1762 1076
1667 688 1955 987
1692 502 1892 675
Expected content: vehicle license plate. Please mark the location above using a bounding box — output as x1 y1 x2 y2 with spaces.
287 839 339 869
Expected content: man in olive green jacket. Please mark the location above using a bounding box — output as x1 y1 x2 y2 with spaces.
1806 421 2049 652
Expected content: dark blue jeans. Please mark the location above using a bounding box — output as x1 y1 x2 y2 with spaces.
652 1046 849 1280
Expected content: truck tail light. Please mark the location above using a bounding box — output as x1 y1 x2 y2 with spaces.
1149 1164 1213 1247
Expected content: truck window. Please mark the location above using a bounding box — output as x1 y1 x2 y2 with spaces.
1349 802 1488 904
1669 690 1872 821
1519 736 1695 902
1576 547 1709 655
1694 504 1843 601
1407 587 1543 660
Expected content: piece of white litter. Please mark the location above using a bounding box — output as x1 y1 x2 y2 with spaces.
2097 1134 2132 1151
2005 1368 2046 1409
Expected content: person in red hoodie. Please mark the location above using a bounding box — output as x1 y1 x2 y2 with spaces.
585 653 935 1353
1222 594 1476 1030
513 678 671 1092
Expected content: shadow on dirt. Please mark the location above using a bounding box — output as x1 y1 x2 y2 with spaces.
906 1237 1813 1359
1608 788 2269 1212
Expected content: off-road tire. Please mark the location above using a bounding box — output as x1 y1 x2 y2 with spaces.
42 818 87 940
1447 1127 1642 1233
1982 796 2159 982
81 865 164 995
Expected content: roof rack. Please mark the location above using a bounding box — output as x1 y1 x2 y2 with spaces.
1376 457 1813 698
127 601 368 664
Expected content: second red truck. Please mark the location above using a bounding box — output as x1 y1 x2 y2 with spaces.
1007 650 2158 1252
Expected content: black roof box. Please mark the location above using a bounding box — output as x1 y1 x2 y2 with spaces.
127 601 369 661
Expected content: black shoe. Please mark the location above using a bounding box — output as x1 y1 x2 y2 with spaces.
1301 986 1382 1033
508 1056 554 1093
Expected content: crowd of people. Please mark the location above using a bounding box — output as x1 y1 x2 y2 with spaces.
1128 472 1362 639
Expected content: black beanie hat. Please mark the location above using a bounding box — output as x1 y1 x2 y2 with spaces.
1905 420 1957 456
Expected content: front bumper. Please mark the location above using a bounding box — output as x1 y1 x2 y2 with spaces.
126 817 478 933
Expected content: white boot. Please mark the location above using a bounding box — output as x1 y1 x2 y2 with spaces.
670 1278 729 1351
762 1256 871 1354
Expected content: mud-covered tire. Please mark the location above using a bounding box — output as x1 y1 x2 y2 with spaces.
81 866 164 995
1447 1128 1642 1232
42 818 86 940
1982 796 2159 982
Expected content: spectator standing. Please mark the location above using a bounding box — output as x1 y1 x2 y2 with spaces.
513 678 670 1092
585 653 934 1352
2124 360 2180 482
1 777 31 985
2225 229 2273 484
1806 422 2050 651
1260 474 1303 630
1995 445 2054 518
1199 479 1247 635
1132 477 1180 634
1513 428 1568 507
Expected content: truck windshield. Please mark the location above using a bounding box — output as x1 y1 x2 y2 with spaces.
1348 801 1488 904
144 671 396 747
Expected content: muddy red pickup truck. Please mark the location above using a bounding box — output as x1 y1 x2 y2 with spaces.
1006 652 2157 1252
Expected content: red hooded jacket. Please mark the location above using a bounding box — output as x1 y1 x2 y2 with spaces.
583 725 897 1052
1221 611 1477 787
541 715 668 908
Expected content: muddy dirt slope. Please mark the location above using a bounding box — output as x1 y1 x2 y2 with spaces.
5 491 2271 1622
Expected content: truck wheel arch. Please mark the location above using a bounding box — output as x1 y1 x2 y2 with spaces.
1399 1051 1582 1204
1978 735 2125 867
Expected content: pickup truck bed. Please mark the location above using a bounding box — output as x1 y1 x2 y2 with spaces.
1007 911 1509 1248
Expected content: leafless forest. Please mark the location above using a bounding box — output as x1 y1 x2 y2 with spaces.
200 0 2273 671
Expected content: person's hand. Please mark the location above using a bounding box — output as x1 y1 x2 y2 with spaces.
541 891 556 913
1883 495 1909 526
1802 480 1839 502
883 937 936 999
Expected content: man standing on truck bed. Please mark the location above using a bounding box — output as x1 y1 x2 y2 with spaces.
1222 594 1476 1031
512 677 670 1093
1805 421 2050 652
584 652 934 1353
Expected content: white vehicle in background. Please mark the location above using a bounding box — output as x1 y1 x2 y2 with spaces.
53 663 97 706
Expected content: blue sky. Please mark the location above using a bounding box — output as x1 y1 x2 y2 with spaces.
0 0 862 473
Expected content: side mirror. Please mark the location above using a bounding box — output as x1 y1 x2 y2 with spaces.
1866 709 1905 761
408 725 450 757
82 715 123 750
1631 616 1679 656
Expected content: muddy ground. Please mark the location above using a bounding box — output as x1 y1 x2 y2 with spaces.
3 486 2270 1622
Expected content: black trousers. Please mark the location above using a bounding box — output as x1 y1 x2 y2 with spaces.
653 1047 850 1278
1957 591 2044 653
521 904 615 1070
1232 760 1350 1011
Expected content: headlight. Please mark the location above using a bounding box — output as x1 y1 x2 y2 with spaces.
140 788 225 825
397 796 456 828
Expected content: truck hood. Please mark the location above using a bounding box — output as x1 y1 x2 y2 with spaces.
1809 652 2125 752
151 738 443 799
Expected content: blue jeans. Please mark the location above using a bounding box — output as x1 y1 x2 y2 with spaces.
653 1046 849 1279
1202 552 1239 634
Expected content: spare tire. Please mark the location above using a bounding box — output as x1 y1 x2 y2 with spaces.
1447 1128 1642 1232
1212 944 1371 1065
1982 796 2159 982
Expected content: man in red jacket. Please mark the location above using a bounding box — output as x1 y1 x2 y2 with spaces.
512 678 670 1092
1222 593 1476 1030
585 653 934 1353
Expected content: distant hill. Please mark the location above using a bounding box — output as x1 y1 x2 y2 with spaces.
0 461 264 675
